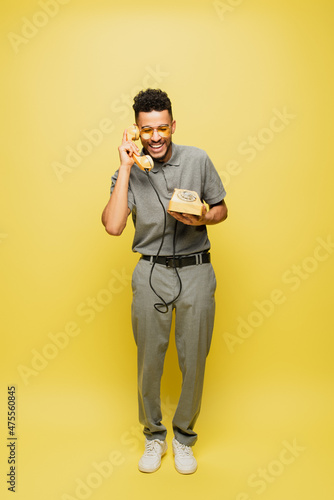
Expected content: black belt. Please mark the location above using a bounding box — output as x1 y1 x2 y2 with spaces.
141 252 210 268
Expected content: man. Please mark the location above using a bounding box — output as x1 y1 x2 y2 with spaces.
102 88 227 474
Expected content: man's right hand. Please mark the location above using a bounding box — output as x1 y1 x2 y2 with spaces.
118 129 140 169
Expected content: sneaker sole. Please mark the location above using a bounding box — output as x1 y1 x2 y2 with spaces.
174 462 198 475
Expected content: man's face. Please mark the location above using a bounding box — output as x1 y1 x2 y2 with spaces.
136 110 176 163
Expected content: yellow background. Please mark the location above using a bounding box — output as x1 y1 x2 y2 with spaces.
1 0 333 499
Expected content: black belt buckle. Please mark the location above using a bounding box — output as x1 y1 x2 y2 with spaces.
166 256 179 268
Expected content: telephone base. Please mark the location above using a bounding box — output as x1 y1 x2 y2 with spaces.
168 189 203 216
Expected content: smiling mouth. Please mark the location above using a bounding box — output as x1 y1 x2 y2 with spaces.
149 142 164 150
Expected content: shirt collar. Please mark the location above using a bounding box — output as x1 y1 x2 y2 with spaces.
141 143 181 173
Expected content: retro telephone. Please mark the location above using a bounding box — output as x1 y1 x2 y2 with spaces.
126 125 154 171
168 189 203 216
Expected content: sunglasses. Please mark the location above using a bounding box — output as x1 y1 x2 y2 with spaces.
139 125 172 140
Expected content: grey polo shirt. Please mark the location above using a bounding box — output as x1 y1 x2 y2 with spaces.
110 143 226 256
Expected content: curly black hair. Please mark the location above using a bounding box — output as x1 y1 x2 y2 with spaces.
133 88 173 121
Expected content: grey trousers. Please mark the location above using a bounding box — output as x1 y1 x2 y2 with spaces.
131 258 216 446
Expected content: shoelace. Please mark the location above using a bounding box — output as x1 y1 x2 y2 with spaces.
174 442 193 457
144 440 161 456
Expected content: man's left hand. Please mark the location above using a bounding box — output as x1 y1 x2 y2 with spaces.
167 204 207 226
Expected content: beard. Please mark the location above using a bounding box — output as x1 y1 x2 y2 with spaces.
143 141 173 163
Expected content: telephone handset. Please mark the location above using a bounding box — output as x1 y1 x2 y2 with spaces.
126 125 154 171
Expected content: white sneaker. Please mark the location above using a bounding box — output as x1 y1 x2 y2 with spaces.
172 437 198 474
138 438 168 473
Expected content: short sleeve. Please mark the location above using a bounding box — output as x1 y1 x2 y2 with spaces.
202 155 226 205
